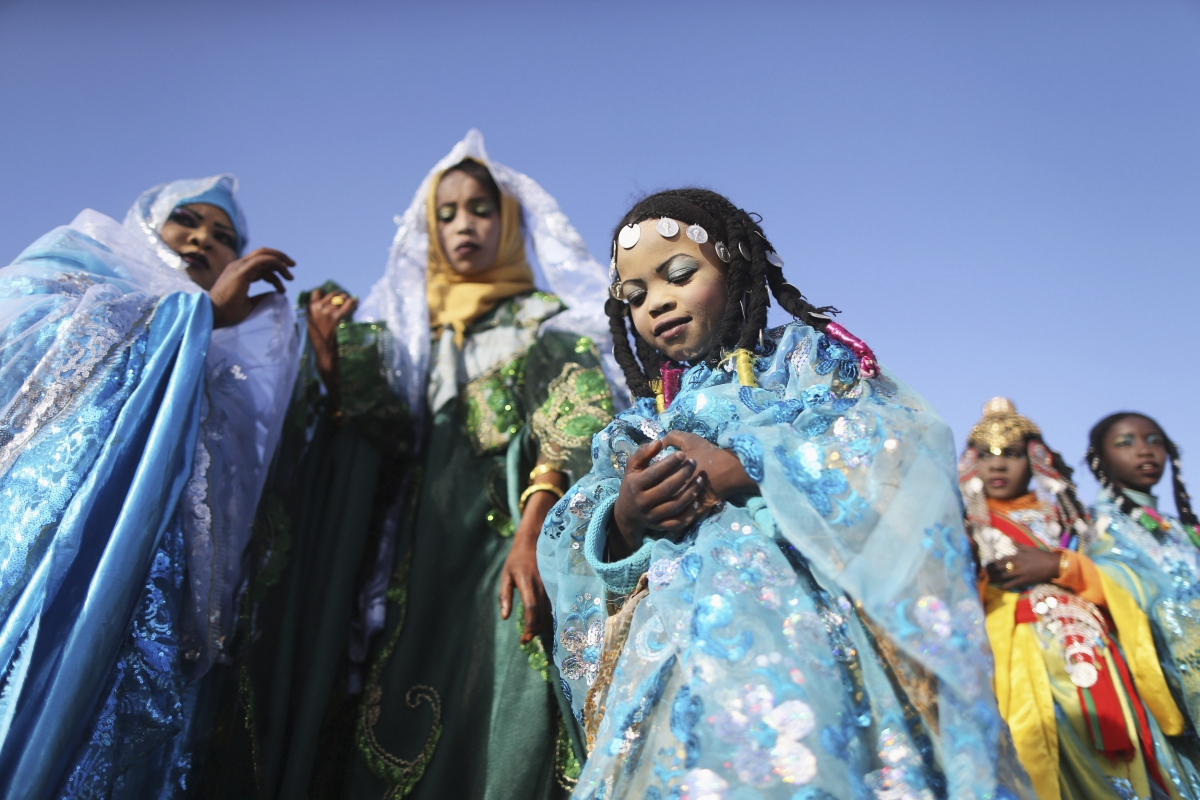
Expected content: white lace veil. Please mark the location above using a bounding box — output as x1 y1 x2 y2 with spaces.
359 130 629 425
123 174 250 268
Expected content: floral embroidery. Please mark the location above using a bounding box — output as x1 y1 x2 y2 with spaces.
463 355 525 455
728 434 765 482
560 604 604 686
813 334 859 385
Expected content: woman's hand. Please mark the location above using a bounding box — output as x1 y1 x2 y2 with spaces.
612 440 709 558
307 288 357 392
986 545 1063 590
209 248 296 328
499 472 564 644
661 431 758 501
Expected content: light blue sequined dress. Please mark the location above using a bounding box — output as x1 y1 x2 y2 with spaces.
537 322 1032 800
1092 490 1200 750
0 183 297 798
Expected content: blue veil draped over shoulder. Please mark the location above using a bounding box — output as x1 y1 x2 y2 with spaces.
0 176 298 799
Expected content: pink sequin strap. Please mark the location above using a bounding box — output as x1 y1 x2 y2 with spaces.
824 322 879 378
660 362 686 408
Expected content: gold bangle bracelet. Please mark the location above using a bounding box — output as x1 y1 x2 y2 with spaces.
1058 550 1071 579
519 482 565 513
528 463 562 483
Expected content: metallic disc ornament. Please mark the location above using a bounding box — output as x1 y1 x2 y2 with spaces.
1066 660 1098 689
618 223 641 249
738 241 752 260
766 251 785 268
656 218 679 238
685 224 709 244
714 242 732 263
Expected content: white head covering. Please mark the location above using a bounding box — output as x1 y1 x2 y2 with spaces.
123 174 250 269
359 130 629 424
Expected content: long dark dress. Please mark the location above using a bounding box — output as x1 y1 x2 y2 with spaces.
191 291 410 798
344 292 613 800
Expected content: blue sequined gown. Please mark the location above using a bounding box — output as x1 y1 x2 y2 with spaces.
0 209 297 798
537 322 1033 800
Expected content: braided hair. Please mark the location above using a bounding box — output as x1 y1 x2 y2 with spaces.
1087 412 1197 527
605 188 837 398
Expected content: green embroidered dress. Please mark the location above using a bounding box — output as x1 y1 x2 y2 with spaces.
345 292 613 800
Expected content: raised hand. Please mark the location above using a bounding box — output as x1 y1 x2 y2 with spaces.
208 247 296 329
307 288 357 390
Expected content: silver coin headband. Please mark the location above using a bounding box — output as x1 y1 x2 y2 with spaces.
609 218 786 299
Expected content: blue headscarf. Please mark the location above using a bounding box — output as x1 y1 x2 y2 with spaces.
123 174 249 264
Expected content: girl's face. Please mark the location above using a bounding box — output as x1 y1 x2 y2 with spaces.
615 219 729 363
975 444 1032 501
158 203 239 291
1102 415 1166 492
435 171 502 276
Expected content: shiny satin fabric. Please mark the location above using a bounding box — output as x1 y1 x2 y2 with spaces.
0 202 297 797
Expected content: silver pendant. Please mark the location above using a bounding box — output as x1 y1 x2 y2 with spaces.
766 251 784 268
685 224 708 244
714 242 732 263
656 218 679 238
738 241 752 260
618 224 641 249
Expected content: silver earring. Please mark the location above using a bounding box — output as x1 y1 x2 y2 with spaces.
685 224 708 244
656 218 679 238
618 224 640 249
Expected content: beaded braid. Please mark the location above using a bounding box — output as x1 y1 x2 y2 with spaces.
1087 412 1198 528
605 188 837 397
1043 442 1092 539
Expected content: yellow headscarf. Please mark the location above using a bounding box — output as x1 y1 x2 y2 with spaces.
425 161 535 344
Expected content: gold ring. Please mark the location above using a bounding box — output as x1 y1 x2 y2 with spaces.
330 295 345 306
1005 561 1015 572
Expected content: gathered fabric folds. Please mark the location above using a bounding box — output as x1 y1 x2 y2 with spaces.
0 207 297 798
538 322 1034 799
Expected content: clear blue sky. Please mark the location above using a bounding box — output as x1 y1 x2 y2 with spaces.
2 0 1198 510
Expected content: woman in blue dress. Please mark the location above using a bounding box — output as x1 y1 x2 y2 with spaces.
1086 413 1200 745
537 188 1032 799
0 175 300 798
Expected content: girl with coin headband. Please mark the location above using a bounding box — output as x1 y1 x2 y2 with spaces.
538 189 1032 800
1084 413 1200 750
960 398 1197 800
341 131 621 800
0 175 300 797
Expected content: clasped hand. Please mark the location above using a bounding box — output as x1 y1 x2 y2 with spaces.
611 430 757 559
985 544 1063 591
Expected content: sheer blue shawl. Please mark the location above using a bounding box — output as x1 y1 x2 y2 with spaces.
538 322 1031 799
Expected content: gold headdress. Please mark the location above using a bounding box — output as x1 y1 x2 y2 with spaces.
967 397 1041 454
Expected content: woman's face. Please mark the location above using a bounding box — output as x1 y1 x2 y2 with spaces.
1101 415 1166 493
975 444 1032 501
158 203 238 291
614 219 729 363
435 171 502 276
